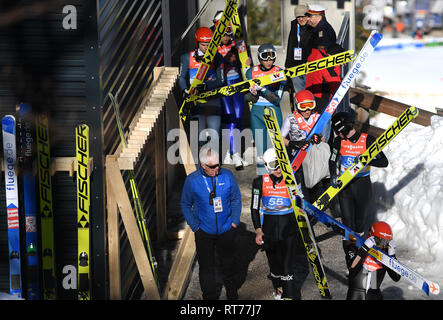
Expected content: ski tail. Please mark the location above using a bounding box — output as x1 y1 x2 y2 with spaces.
314 106 419 211
299 196 440 297
291 30 383 173
263 107 331 299
76 124 91 300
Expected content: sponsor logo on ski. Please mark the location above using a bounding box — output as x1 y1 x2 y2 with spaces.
388 257 417 283
367 107 418 159
195 64 208 82
7 207 19 229
207 1 236 58
325 97 339 113
341 51 369 89
263 113 294 187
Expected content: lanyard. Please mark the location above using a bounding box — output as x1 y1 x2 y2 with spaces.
203 175 216 194
297 24 301 46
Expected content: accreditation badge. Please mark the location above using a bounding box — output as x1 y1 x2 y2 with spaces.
213 197 223 213
294 47 302 61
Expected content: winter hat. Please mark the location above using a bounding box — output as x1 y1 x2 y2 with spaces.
294 4 308 18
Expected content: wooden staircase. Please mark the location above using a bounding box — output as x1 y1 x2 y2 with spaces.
116 67 179 169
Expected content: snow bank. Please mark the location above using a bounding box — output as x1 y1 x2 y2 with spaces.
370 115 443 274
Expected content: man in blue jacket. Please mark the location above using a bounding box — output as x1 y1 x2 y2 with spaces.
181 148 242 300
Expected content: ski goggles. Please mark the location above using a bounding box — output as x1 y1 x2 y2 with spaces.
225 27 233 36
297 100 316 111
258 51 276 61
374 237 390 248
265 160 280 171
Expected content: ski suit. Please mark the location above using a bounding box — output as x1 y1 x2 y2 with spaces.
329 132 388 236
218 40 246 156
245 64 285 175
345 242 401 300
251 174 307 299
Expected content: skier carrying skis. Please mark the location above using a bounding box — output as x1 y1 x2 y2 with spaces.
250 148 307 300
329 112 388 245
178 27 225 150
244 44 286 175
280 89 326 202
212 11 250 170
345 221 401 300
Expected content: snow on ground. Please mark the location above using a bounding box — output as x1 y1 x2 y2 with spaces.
360 37 443 297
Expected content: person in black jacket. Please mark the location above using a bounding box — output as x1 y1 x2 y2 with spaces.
305 4 337 50
345 221 401 300
329 112 389 249
285 4 313 93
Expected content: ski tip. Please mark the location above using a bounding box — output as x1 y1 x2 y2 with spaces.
2 115 15 133
409 106 419 118
370 32 383 47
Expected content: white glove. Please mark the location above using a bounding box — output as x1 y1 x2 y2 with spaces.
363 236 376 250
249 83 264 96
388 239 396 256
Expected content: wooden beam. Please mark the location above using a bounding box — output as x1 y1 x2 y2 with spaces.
106 155 160 300
349 87 436 126
106 158 121 300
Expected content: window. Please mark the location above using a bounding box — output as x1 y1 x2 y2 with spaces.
247 0 282 46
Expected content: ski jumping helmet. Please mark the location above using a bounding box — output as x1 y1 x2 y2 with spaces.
195 27 213 47
257 43 276 61
263 148 280 173
370 221 393 247
295 90 316 111
331 111 355 136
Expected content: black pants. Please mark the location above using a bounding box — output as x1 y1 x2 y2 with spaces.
339 176 372 234
264 232 307 299
195 228 238 300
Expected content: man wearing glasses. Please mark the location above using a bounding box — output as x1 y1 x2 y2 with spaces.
180 149 242 300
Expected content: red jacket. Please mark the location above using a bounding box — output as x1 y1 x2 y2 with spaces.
305 48 341 109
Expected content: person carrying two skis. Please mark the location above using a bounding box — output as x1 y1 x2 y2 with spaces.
250 148 307 300
345 221 401 300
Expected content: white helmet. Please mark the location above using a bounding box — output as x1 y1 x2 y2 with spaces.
263 148 280 173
